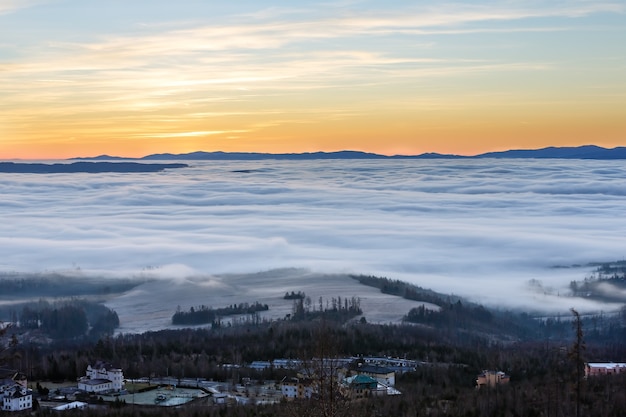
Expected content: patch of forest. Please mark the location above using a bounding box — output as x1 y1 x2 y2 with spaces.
570 260 626 302
6 298 119 340
350 274 462 306
287 295 362 323
0 273 143 298
171 294 363 327
352 274 626 342
172 302 269 325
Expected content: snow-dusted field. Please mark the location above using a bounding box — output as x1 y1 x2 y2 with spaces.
104 269 440 333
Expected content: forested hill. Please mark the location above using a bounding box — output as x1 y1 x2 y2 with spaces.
351 274 626 344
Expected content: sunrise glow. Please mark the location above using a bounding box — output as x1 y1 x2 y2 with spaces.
1 1 625 159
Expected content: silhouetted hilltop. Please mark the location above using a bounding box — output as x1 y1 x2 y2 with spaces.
412 152 466 159
66 145 626 161
476 145 626 159
0 161 188 173
70 154 127 160
142 150 392 160
139 146 626 160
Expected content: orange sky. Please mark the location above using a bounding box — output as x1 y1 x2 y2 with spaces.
1 1 625 159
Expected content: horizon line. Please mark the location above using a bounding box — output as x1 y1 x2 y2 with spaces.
1 144 623 161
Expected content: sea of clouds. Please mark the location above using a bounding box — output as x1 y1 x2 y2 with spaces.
2 158 625 316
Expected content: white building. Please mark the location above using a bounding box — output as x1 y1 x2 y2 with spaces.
354 365 396 387
78 362 124 393
280 377 315 400
249 361 271 371
0 380 32 412
585 362 626 377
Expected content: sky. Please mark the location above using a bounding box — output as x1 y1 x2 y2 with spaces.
1 0 625 159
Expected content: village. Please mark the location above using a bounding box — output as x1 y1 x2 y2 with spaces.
2 358 626 413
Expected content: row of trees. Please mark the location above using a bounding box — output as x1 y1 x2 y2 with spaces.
405 301 492 327
351 274 453 306
289 295 362 322
172 302 270 325
284 291 306 300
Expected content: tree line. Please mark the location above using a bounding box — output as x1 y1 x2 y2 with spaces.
351 274 461 306
172 302 269 325
288 295 362 323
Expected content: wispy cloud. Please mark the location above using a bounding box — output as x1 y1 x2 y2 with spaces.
131 130 250 138
0 0 46 15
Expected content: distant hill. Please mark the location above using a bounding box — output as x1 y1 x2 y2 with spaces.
139 146 626 160
70 154 128 161
68 145 626 161
0 161 188 173
141 150 395 160
476 145 626 159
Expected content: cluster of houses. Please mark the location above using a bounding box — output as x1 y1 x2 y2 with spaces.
279 361 402 401
250 356 419 374
2 359 626 412
247 356 417 401
0 362 124 413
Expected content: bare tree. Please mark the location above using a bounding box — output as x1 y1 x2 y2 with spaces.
287 321 353 417
569 308 585 417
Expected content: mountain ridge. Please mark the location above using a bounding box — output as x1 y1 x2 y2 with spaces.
70 145 626 161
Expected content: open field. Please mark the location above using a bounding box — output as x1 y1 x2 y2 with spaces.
105 269 441 334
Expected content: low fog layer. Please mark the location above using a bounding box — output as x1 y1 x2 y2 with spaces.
2 159 625 314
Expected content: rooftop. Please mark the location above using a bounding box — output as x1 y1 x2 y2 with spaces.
80 378 111 386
